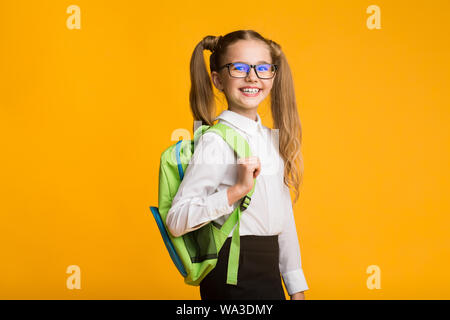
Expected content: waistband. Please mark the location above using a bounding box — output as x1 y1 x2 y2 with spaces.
222 235 279 253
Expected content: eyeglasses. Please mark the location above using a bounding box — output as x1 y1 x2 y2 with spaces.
218 62 278 79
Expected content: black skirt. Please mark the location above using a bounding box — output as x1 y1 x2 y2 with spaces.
199 235 286 300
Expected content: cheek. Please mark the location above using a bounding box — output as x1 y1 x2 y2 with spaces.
225 81 240 92
263 84 273 95
263 81 274 91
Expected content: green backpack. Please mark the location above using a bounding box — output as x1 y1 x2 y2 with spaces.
149 122 256 286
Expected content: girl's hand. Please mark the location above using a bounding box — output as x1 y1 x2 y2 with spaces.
290 291 305 300
235 156 261 195
226 156 261 206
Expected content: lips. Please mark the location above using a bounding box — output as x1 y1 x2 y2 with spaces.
239 87 261 90
239 87 261 97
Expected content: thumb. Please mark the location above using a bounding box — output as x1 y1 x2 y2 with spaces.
253 165 261 178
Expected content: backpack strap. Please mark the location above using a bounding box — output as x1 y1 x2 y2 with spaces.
175 140 184 180
205 122 257 285
206 122 256 205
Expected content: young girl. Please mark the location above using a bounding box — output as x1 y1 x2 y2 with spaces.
166 30 308 300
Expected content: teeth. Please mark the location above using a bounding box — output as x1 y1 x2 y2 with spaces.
241 88 260 93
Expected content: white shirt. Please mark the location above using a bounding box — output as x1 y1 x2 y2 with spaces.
166 109 309 295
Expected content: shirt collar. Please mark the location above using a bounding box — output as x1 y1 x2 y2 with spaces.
214 110 263 136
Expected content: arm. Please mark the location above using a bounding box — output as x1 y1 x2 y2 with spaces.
290 291 305 300
278 184 309 298
166 132 238 237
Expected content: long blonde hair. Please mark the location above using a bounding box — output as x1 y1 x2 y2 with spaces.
189 29 304 204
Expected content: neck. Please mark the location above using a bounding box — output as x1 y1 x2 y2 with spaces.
228 106 258 122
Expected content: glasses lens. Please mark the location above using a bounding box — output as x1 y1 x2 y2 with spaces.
229 63 276 78
229 63 249 77
256 64 276 79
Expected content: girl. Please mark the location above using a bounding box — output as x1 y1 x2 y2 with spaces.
166 30 308 300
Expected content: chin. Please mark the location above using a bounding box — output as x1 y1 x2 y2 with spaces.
238 101 260 109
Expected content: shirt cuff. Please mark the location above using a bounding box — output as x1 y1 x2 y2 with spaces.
282 269 309 295
205 188 235 220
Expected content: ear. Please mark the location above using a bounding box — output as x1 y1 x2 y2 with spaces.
211 71 224 92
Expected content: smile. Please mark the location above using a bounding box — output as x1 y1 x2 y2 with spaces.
239 88 261 97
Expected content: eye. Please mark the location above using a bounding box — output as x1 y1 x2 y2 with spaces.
256 64 271 71
231 63 249 71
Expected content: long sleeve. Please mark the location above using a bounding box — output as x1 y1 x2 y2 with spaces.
166 132 237 237
278 184 309 295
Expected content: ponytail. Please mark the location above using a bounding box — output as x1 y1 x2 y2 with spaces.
189 35 222 130
265 39 303 203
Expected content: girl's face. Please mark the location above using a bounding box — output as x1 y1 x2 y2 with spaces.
211 40 274 114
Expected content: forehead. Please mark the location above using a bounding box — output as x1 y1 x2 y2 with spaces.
224 40 272 64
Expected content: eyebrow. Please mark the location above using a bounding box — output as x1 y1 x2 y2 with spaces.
232 60 272 64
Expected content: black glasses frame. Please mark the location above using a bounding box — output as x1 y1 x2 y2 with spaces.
218 62 278 79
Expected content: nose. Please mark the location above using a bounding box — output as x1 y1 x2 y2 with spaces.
245 66 259 81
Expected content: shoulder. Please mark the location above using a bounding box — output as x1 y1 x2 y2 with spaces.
192 130 236 165
196 130 231 147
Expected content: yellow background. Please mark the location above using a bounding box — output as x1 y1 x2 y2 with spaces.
0 0 449 299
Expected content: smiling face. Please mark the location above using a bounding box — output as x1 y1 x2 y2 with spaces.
211 39 275 117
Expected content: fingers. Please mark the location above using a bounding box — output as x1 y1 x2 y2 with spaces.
253 165 261 178
237 156 259 163
237 156 259 166
252 157 261 177
237 156 261 176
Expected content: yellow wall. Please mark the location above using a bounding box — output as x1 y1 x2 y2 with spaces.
0 0 449 299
